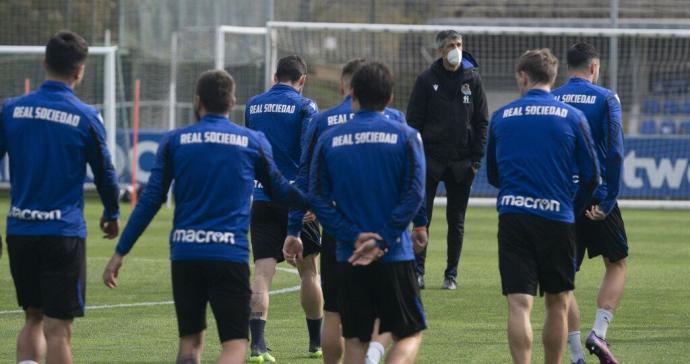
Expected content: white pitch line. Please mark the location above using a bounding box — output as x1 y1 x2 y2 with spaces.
0 267 301 316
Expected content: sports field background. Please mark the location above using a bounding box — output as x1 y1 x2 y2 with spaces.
0 197 688 363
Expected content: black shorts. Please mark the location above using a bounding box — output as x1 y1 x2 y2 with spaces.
575 202 628 269
320 232 339 313
172 260 251 343
7 236 86 320
250 201 320 262
498 214 576 296
338 261 427 342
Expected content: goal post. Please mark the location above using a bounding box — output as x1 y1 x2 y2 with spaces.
0 45 118 168
211 22 690 208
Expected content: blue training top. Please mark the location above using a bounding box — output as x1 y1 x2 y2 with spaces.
309 110 425 263
245 83 318 201
0 80 119 238
487 89 600 223
553 77 624 215
286 95 422 236
115 114 308 263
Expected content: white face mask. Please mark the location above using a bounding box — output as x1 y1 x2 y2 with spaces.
447 48 462 66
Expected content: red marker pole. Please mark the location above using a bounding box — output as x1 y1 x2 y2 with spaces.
24 78 30 94
131 79 141 207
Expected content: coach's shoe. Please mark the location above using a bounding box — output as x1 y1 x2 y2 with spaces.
417 274 425 289
585 331 619 364
309 344 323 359
442 276 457 290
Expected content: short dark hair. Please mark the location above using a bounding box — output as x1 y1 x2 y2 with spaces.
351 61 393 111
516 48 559 85
435 30 462 49
275 55 307 83
567 42 600 70
341 58 366 85
195 70 235 114
45 31 89 77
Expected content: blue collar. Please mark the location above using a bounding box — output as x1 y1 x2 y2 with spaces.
41 80 74 94
353 109 385 118
569 77 592 84
200 114 230 123
271 83 299 94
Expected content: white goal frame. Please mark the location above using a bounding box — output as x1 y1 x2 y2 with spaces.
210 22 690 209
0 45 118 167
214 25 269 87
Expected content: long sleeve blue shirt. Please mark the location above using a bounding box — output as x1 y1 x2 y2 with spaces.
245 84 318 201
286 95 421 236
553 77 624 215
115 114 308 263
486 89 600 223
309 110 426 263
0 80 119 238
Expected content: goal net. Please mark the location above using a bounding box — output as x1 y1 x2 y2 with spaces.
0 45 119 183
211 22 690 205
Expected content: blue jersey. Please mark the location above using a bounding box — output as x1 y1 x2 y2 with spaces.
0 80 119 238
245 84 318 201
553 77 624 215
309 110 425 263
286 95 417 236
115 114 308 263
486 89 599 223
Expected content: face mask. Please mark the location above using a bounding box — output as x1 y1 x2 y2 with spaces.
447 48 462 67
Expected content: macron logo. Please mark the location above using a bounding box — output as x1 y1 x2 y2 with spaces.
8 206 62 221
500 195 561 212
172 229 235 245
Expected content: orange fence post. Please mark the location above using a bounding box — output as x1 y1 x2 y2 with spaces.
131 79 141 207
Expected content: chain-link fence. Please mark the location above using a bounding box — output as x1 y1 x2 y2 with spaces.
1 1 689 199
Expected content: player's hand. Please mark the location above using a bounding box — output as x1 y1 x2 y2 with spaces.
585 205 606 221
302 211 316 223
103 253 124 289
471 161 481 174
100 216 120 239
348 232 384 266
283 235 304 266
411 227 428 254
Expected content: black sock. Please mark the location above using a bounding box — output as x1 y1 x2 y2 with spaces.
249 318 267 352
306 317 323 347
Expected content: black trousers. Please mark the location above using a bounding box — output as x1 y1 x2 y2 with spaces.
415 164 473 278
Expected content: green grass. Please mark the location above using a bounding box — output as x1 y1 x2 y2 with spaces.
1 198 689 363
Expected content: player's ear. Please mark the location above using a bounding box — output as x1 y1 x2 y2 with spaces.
229 94 237 110
299 74 307 87
273 74 278 84
75 64 86 83
351 94 361 112
590 60 597 76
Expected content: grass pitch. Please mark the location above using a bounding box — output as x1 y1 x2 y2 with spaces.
0 197 689 363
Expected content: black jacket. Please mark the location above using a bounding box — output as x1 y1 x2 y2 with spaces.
407 52 489 176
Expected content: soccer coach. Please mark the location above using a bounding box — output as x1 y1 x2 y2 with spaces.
1 31 120 364
487 49 599 364
406 30 489 290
